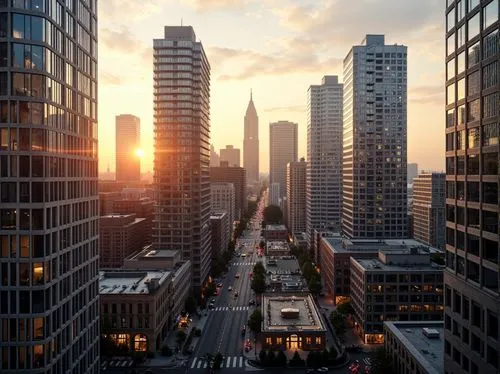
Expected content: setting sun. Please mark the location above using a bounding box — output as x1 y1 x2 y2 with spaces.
135 149 144 158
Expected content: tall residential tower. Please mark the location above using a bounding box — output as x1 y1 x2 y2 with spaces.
269 121 298 198
306 76 343 251
152 26 211 289
0 1 100 372
116 114 141 182
342 35 408 239
444 1 499 373
287 158 307 234
243 91 259 183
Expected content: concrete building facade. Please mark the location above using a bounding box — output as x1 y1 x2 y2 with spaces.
0 2 100 372
269 121 298 198
444 2 499 373
210 182 235 227
269 182 281 206
342 34 408 239
220 145 240 167
100 214 148 268
384 321 444 374
287 158 307 234
211 212 230 257
306 76 344 251
210 163 247 220
350 250 444 344
412 173 446 249
116 114 141 182
152 26 211 289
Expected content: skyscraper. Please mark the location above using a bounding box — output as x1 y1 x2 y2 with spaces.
444 1 499 373
342 35 408 239
153 26 211 289
412 173 445 249
287 158 307 234
306 76 344 251
407 162 419 183
269 121 298 198
220 145 240 167
211 182 236 227
0 1 99 372
243 91 259 183
116 114 141 182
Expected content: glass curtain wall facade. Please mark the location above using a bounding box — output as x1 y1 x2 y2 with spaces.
444 1 499 373
152 26 211 289
0 0 99 373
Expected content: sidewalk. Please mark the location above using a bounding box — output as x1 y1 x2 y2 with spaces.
145 308 210 367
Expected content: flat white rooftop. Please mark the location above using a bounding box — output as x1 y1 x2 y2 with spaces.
99 270 170 295
263 295 326 332
324 237 442 254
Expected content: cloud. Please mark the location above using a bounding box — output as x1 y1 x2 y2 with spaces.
264 105 304 113
100 28 147 54
99 0 163 22
184 0 242 11
208 41 343 81
409 85 444 104
99 72 122 85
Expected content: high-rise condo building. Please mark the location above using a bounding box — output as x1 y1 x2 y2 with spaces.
116 114 140 182
269 121 298 198
444 1 499 373
306 75 343 251
243 91 259 183
152 26 211 289
342 34 408 239
287 158 307 234
0 1 99 372
412 173 446 249
220 145 240 167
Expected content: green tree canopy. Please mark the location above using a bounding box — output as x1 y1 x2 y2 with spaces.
251 274 266 294
336 300 354 315
276 350 287 367
308 275 322 296
253 261 266 276
247 309 263 333
175 330 186 345
184 295 198 315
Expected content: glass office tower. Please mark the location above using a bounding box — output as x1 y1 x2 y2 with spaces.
0 0 100 372
444 1 499 373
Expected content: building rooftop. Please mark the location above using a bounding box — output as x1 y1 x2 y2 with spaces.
353 257 444 273
265 224 287 231
99 270 171 295
323 237 442 254
384 321 444 374
262 295 326 333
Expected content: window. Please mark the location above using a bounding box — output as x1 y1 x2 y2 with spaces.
456 130 466 150
457 78 465 100
457 0 465 20
468 12 480 40
0 43 6 67
468 0 479 12
467 182 479 201
483 182 498 204
458 25 466 47
447 108 455 127
467 127 480 148
482 123 498 146
467 70 480 95
457 51 465 74
468 41 480 66
483 93 499 118
483 61 498 89
482 152 498 175
447 10 455 31
483 0 498 30
467 99 480 122
447 33 455 56
447 58 455 80
447 83 455 105
483 29 499 59
0 73 6 96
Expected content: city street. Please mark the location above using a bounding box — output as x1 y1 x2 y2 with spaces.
186 199 265 371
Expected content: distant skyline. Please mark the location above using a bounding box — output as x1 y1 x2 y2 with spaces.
98 0 445 173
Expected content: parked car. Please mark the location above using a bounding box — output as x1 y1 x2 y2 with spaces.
228 286 232 291
248 300 256 306
234 292 239 298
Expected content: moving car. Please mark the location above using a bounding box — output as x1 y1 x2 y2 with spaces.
217 283 223 288
228 286 232 291
234 292 239 297
244 339 252 352
235 273 240 278
316 368 328 373
248 300 255 306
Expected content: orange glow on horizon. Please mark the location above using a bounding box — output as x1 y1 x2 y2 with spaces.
135 149 144 158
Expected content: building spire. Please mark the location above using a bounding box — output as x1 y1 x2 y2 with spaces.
250 88 253 101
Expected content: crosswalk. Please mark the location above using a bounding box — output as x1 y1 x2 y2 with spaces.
232 262 256 266
190 356 246 369
363 358 372 366
212 306 250 312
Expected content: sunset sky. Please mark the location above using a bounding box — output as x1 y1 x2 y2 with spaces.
98 0 445 174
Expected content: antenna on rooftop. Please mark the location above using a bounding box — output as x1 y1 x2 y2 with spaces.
181 18 183 26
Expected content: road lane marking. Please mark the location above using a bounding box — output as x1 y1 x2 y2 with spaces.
226 356 231 367
233 356 237 367
190 358 197 369
196 360 202 369
239 357 243 367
